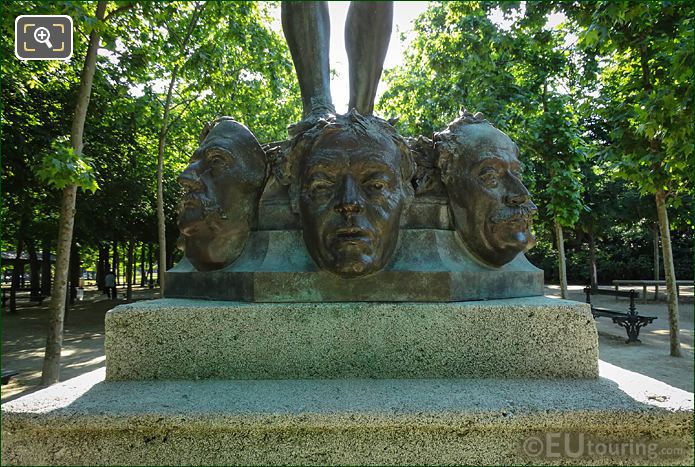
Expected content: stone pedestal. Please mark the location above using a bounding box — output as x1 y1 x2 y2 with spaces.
2 363 692 465
3 298 693 465
105 297 598 380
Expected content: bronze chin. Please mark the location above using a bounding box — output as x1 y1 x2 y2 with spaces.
484 202 538 267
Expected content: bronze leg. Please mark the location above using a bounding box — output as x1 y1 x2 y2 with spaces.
281 1 333 117
345 1 393 115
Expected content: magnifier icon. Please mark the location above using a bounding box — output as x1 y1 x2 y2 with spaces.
33 27 53 49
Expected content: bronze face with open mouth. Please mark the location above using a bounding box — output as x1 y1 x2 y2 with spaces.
435 112 537 267
177 118 266 271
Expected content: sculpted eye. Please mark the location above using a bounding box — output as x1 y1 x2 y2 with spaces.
363 172 392 196
209 154 226 166
366 180 386 192
479 168 499 187
207 150 232 167
309 179 334 193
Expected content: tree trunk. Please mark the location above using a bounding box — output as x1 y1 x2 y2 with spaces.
113 240 119 284
132 245 138 286
68 242 80 306
156 75 175 297
64 242 79 324
148 243 154 288
155 245 160 285
555 218 568 299
126 239 134 300
41 1 107 386
19 261 26 288
119 242 124 284
10 236 25 314
587 230 598 289
41 239 52 296
652 222 660 300
42 186 77 385
655 190 681 357
96 243 107 291
27 240 41 297
140 243 146 287
155 3 205 297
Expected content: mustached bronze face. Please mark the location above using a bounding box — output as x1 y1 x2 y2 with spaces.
297 123 412 278
437 118 537 267
177 119 266 271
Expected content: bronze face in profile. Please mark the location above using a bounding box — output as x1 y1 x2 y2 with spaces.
177 118 267 271
287 111 414 277
436 113 537 267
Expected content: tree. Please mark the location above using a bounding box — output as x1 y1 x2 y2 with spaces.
40 1 132 385
152 1 205 295
125 1 301 291
570 1 693 356
1 1 75 311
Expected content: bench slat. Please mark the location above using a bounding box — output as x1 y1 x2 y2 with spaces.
591 307 626 318
587 288 634 298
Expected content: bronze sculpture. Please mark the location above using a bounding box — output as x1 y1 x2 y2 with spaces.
177 118 267 271
281 1 393 135
168 7 543 300
286 110 414 277
435 112 537 267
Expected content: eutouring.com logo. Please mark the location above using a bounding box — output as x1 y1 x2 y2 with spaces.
521 432 685 460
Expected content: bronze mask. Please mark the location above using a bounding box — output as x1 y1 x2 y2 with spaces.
436 115 537 267
178 119 266 271
293 112 414 277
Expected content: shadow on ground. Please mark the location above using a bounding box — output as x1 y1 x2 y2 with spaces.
2 286 158 402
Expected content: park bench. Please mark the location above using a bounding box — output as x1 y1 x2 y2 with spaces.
612 279 691 300
584 287 657 343
2 287 47 307
2 369 19 385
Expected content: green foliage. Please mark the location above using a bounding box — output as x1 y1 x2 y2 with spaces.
378 1 587 228
379 1 692 281
37 139 98 192
2 0 300 261
2 1 690 285
568 0 693 200
528 218 693 283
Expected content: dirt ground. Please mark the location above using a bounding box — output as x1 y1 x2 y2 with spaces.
1 283 693 403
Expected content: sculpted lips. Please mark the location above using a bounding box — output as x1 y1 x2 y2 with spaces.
331 226 373 247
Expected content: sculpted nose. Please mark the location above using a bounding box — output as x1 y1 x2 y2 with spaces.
334 176 362 215
504 174 531 206
179 163 203 190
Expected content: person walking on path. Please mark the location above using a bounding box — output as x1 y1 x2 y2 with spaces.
104 271 117 300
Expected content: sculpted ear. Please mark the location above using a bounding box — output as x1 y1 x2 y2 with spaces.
264 140 292 186
434 139 454 186
269 140 306 214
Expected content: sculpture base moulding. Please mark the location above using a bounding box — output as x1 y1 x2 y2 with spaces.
2 364 692 466
165 229 544 302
